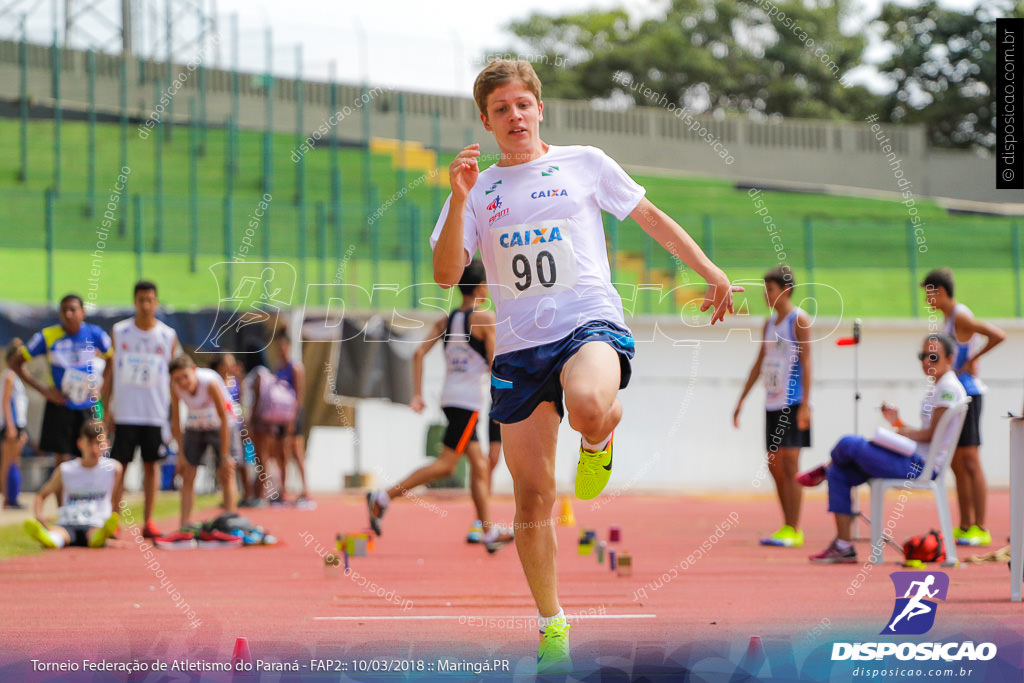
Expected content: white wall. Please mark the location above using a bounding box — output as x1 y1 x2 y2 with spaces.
305 317 1024 494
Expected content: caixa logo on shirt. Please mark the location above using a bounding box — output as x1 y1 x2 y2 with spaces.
530 189 568 199
498 226 564 248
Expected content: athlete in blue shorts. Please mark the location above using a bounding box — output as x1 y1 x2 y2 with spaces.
430 59 740 674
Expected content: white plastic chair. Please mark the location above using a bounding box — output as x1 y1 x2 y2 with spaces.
868 398 970 566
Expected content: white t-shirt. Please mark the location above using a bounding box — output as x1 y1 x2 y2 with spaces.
57 458 117 528
917 370 968 461
176 367 237 430
111 319 179 427
430 145 646 355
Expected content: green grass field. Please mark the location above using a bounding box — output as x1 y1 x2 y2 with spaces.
0 116 1019 317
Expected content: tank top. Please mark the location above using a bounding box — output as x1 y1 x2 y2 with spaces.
762 308 804 411
0 369 28 429
177 368 237 430
944 303 984 396
56 458 117 528
438 309 490 412
111 319 178 426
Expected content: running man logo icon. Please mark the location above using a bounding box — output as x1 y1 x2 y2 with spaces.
199 262 296 353
881 572 949 635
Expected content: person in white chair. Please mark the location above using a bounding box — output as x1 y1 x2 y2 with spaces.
809 333 966 564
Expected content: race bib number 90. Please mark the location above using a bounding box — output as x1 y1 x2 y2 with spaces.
490 220 578 300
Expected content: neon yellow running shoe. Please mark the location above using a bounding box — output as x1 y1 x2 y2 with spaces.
760 525 804 547
965 525 992 547
537 618 572 675
953 526 969 543
89 512 120 548
24 519 57 549
574 433 613 501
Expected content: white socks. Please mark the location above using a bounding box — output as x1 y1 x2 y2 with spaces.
538 609 565 634
50 531 66 548
375 490 390 508
581 434 611 452
835 538 853 551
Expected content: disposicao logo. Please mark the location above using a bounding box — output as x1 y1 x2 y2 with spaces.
831 571 997 663
882 571 947 635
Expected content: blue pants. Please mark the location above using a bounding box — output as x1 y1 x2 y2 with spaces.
827 435 924 515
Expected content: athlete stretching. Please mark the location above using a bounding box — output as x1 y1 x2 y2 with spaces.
430 59 739 674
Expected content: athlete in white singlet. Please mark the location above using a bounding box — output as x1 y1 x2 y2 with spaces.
102 281 180 539
23 421 121 549
734 265 813 548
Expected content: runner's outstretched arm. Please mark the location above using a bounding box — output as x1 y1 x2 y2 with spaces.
628 197 741 324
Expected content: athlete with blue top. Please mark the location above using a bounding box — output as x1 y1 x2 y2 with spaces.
922 268 1005 547
10 294 112 466
430 59 740 674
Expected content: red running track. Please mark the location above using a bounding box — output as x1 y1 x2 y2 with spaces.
1 489 1022 675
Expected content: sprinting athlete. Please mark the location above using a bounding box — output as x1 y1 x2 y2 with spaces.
368 260 514 553
430 59 739 674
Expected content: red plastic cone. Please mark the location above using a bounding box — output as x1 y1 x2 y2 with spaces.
231 636 252 668
742 635 766 673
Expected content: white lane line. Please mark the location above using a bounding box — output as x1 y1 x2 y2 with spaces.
313 614 658 621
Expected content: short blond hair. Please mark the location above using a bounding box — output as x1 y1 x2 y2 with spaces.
473 59 542 116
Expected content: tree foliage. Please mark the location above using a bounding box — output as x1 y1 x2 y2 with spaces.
489 0 1016 149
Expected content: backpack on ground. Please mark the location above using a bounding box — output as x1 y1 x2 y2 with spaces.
903 530 946 563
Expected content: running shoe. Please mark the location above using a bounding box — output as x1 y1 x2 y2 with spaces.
466 520 484 544
809 539 857 564
88 513 120 548
142 520 162 539
4 501 25 509
155 529 199 550
367 490 386 536
484 526 515 554
958 525 991 547
23 519 57 549
760 525 804 547
574 433 613 501
296 495 317 511
954 526 969 543
797 464 828 487
197 529 243 548
537 618 572 675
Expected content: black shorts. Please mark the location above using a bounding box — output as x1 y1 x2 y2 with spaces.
39 402 93 457
765 405 811 451
183 428 242 467
442 407 479 454
2 426 27 440
489 418 501 444
110 424 164 464
957 395 982 448
64 524 92 547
